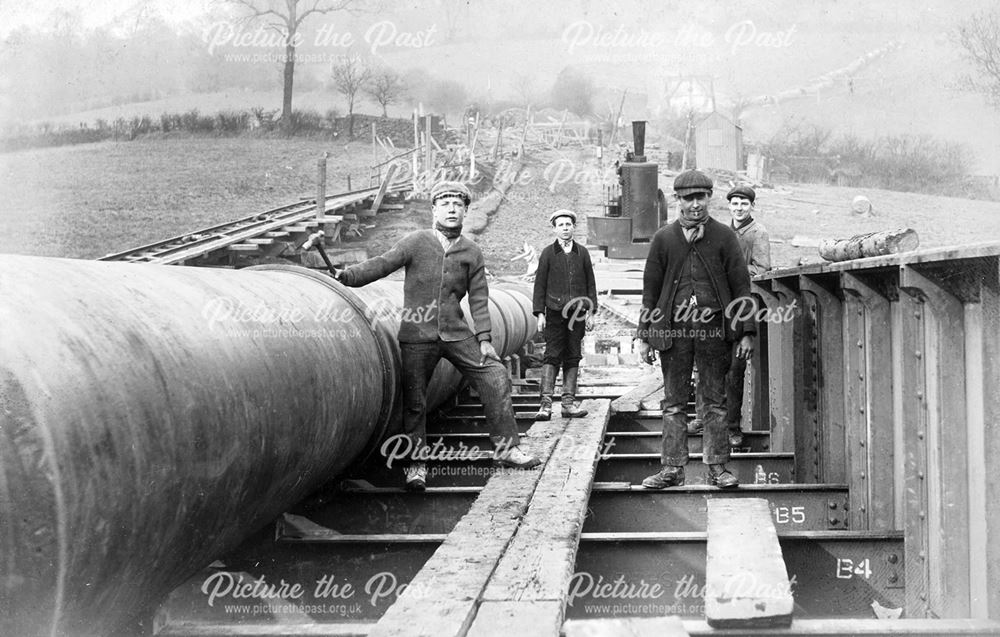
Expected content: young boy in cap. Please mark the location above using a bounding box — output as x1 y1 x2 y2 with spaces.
337 180 541 490
532 209 598 420
635 169 756 489
724 185 770 446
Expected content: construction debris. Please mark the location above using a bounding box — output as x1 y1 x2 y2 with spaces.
818 228 919 262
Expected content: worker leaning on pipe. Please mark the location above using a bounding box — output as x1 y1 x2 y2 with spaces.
336 180 541 490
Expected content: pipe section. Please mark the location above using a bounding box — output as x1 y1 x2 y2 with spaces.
0 255 533 636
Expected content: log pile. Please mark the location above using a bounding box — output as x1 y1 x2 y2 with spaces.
818 228 919 262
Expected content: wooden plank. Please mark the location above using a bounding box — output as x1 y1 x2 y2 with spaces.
367 417 566 637
227 244 262 252
472 602 562 637
469 402 611 636
365 164 398 218
282 222 320 232
595 269 644 279
610 373 663 413
704 499 793 628
563 617 688 637
594 277 645 293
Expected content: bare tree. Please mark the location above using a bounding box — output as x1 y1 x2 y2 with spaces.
364 67 407 117
956 9 1000 108
332 54 372 137
227 0 358 130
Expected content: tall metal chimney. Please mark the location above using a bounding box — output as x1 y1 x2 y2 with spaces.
632 120 646 161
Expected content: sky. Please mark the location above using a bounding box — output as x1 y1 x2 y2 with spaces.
0 0 215 35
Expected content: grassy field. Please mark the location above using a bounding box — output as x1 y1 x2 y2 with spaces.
0 137 378 259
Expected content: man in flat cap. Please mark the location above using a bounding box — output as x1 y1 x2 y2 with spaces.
636 169 755 489
337 180 540 490
532 209 598 420
724 185 770 447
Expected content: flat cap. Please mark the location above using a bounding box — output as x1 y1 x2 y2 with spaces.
726 185 756 203
549 209 577 225
673 169 713 196
430 180 472 204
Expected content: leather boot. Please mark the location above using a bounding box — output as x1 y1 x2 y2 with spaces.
535 364 557 420
561 367 588 418
707 463 739 488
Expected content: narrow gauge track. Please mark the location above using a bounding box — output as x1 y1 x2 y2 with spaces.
100 185 403 266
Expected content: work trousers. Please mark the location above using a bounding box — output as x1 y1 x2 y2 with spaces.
658 317 731 466
542 307 585 372
694 344 749 428
400 337 520 457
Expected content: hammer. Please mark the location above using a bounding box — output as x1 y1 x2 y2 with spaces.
302 230 339 279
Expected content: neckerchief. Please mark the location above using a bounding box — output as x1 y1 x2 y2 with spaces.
678 214 707 243
434 222 462 239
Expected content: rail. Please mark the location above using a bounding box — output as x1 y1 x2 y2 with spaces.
100 183 409 266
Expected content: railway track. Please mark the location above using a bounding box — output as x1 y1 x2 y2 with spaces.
100 184 406 266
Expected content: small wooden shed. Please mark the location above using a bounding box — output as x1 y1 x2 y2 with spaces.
694 111 743 172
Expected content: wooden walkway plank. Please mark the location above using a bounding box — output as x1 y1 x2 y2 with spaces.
468 401 611 637
704 498 793 628
366 416 569 637
563 617 689 637
365 164 398 218
611 373 663 413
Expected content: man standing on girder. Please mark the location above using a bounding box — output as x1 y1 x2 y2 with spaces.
336 180 541 491
636 170 756 489
724 185 770 447
532 208 598 421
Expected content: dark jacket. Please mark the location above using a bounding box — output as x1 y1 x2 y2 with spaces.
339 229 492 343
637 217 755 350
532 240 598 316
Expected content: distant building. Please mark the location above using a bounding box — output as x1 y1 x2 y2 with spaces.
694 111 743 172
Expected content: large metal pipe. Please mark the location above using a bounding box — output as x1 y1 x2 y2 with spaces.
0 255 534 637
